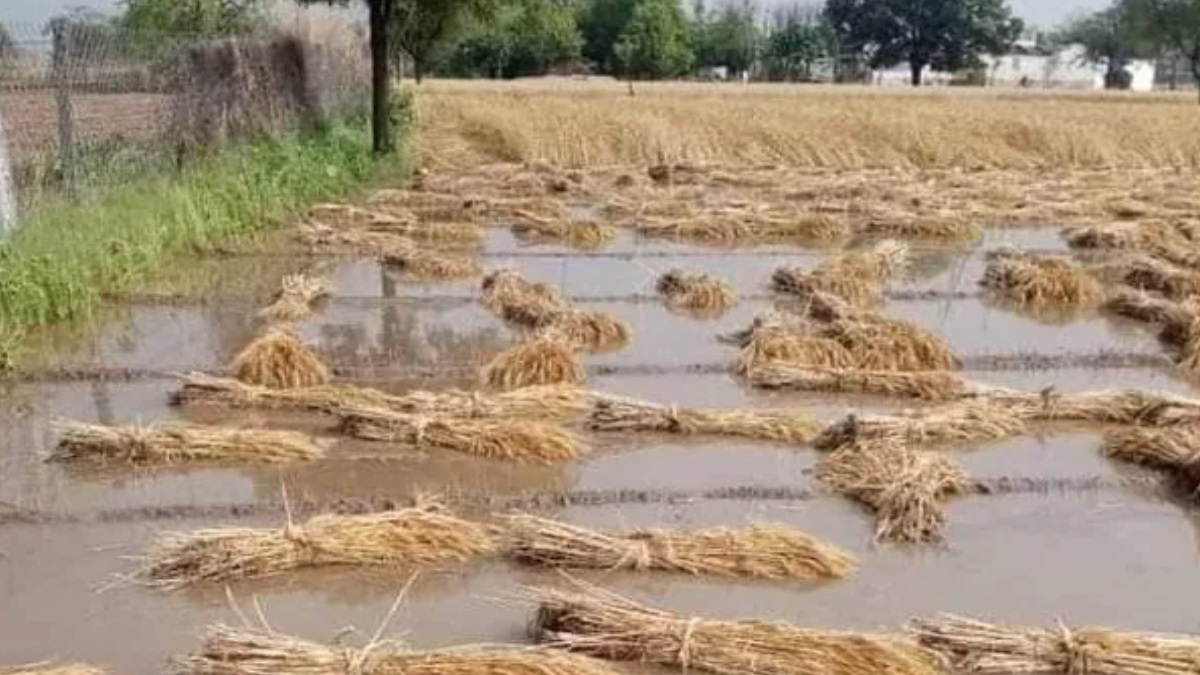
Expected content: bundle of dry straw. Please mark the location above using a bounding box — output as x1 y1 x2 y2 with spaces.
981 249 1102 308
310 202 486 243
507 515 855 580
481 269 564 317
1104 427 1200 495
0 665 105 675
813 402 1027 453
980 388 1200 427
257 274 328 322
173 624 621 675
772 241 909 306
137 506 494 589
52 422 324 464
512 219 617 248
816 442 969 543
482 334 587 390
231 329 330 389
1113 255 1200 301
657 269 737 314
381 242 482 280
637 212 850 245
544 309 632 352
586 396 820 443
911 614 1200 675
338 406 583 462
174 374 588 421
531 580 941 675
750 364 967 401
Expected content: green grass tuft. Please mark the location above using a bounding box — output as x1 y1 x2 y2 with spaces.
0 120 405 328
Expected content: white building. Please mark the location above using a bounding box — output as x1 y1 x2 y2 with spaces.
868 44 1157 91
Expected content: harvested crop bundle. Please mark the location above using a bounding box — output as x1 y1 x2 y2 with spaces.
512 219 617 248
531 580 941 675
737 331 856 376
136 507 494 589
173 624 621 675
750 364 967 402
911 614 1200 675
818 318 960 372
230 329 330 390
507 515 856 580
381 242 481 280
982 388 1200 427
813 402 1027 452
51 422 323 464
638 213 850 245
773 241 909 306
1114 255 1200 300
545 309 631 353
1105 289 1198 332
174 374 589 421
257 274 328 322
816 442 969 543
1063 222 1159 250
338 407 583 462
586 396 820 443
981 249 1102 307
1104 427 1200 495
859 217 980 242
657 269 737 314
482 334 586 390
311 202 485 242
0 665 105 675
482 269 563 313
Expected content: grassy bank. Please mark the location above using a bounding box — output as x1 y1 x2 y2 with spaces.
0 118 406 347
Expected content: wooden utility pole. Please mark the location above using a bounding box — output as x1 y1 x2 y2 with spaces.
368 0 394 155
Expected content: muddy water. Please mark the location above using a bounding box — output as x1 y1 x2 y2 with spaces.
3 224 1200 673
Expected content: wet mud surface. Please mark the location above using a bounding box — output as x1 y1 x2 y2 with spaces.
4 197 1200 673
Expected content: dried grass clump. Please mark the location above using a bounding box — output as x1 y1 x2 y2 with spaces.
1104 427 1200 495
482 335 586 390
545 310 632 353
1064 222 1151 250
736 324 856 376
983 388 1200 427
751 364 967 401
174 624 621 675
818 319 960 372
1104 290 1198 336
174 374 588 420
257 274 328 322
136 507 494 589
816 442 969 543
981 250 1102 307
507 515 856 580
773 241 908 306
657 269 737 314
0 665 105 675
231 329 330 390
481 269 565 321
531 581 941 675
911 614 1200 675
1116 255 1200 300
859 216 980 242
338 407 583 462
311 202 486 243
586 396 820 443
513 220 618 248
51 422 323 465
813 402 1027 452
382 242 482 280
638 213 851 245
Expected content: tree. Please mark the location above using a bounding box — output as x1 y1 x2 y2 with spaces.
1127 0 1200 100
446 0 582 78
580 0 638 72
391 0 495 82
1055 2 1151 89
119 0 261 47
764 2 832 80
825 0 1023 86
613 0 695 78
695 0 761 76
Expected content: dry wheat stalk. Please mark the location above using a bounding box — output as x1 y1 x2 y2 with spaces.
813 402 1027 452
482 335 587 390
337 407 583 463
981 250 1102 308
0 665 105 675
911 614 1200 675
231 329 330 390
585 396 820 443
258 274 329 322
1103 427 1200 495
51 422 323 464
506 514 856 580
657 269 737 314
750 364 967 401
530 579 941 675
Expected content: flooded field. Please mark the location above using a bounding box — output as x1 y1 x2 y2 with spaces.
6 146 1200 672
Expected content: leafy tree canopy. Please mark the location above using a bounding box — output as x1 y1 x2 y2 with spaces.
613 0 695 78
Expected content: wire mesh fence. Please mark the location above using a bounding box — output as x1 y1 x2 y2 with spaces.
0 15 370 220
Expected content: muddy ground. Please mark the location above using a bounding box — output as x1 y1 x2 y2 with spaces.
2 212 1199 672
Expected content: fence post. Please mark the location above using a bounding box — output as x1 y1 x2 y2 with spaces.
51 20 76 197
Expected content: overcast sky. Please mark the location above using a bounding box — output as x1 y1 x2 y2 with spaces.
0 0 1110 32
